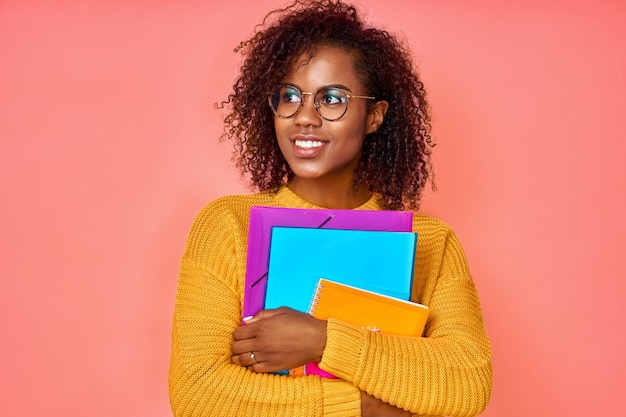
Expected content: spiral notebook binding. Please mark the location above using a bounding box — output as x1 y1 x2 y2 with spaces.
308 280 325 314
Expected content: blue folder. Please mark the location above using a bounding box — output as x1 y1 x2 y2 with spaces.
265 227 417 312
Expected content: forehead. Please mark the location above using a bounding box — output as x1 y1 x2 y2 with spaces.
284 46 363 91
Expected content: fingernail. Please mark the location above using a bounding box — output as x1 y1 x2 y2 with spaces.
242 315 254 322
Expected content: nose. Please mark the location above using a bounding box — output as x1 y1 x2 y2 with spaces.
293 92 322 126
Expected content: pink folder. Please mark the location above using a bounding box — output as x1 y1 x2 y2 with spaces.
243 206 413 319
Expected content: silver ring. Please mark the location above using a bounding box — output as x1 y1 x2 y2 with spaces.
250 352 256 362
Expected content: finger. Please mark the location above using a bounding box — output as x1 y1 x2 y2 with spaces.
231 352 276 373
231 351 259 367
242 308 285 324
233 323 256 341
231 338 257 355
249 351 259 365
231 354 251 367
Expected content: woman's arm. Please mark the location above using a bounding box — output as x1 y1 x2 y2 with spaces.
317 223 493 417
230 307 413 417
168 201 362 417
361 392 412 417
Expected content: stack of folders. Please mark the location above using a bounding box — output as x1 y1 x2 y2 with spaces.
243 206 429 378
243 206 414 319
264 227 418 312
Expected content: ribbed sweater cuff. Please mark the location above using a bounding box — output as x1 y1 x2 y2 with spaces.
321 378 361 416
319 318 367 381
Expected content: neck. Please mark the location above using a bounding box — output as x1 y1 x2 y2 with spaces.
287 177 372 209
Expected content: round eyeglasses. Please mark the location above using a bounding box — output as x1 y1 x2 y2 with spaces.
268 85 375 121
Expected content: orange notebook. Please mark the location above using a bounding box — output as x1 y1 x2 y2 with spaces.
311 278 429 335
300 278 429 377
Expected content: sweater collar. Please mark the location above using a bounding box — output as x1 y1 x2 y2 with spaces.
274 185 383 211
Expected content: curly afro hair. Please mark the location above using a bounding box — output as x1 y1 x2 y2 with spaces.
220 0 434 210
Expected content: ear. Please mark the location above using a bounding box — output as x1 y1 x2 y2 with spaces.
365 100 389 134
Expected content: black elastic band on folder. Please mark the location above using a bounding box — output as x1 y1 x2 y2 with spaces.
317 215 334 228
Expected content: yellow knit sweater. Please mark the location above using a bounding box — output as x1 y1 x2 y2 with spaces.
169 186 492 417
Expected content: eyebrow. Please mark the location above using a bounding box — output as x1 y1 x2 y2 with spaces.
284 83 354 93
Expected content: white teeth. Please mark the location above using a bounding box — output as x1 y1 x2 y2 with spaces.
295 140 324 149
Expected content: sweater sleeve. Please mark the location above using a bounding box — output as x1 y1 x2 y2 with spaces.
317 225 492 417
168 200 362 417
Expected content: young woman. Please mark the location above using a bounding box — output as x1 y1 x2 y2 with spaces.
169 1 492 416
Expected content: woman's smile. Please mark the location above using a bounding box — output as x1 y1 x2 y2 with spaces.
291 134 328 158
294 139 324 149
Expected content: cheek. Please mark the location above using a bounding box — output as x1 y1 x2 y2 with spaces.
273 118 288 139
335 120 369 145
273 119 291 154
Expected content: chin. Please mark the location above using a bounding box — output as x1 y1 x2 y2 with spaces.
287 163 325 180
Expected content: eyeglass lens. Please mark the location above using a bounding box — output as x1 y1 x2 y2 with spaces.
269 85 349 121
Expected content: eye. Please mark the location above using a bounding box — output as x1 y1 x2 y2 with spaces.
282 86 302 103
318 89 346 106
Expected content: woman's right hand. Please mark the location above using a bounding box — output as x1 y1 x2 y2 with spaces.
231 307 327 373
361 392 412 417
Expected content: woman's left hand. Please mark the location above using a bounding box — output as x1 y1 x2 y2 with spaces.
231 307 327 373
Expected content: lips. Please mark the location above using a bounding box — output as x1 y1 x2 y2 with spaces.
291 135 328 158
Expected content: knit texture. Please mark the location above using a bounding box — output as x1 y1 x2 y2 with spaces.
169 186 492 416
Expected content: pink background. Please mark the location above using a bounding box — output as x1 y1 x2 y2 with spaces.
1 0 624 416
